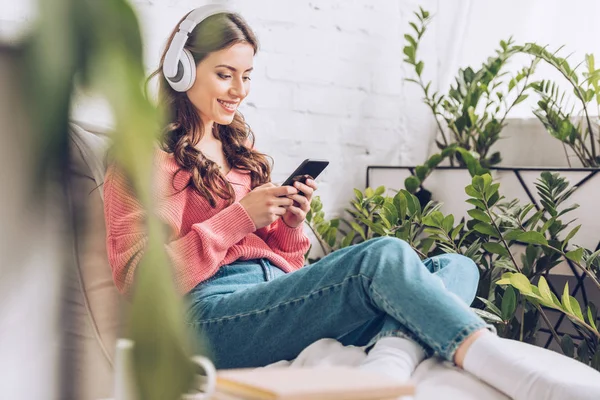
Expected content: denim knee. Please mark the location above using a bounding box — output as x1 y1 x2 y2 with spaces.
442 254 479 285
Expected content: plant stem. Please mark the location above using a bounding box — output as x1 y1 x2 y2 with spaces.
549 246 600 292
500 59 536 127
419 77 451 154
411 244 427 259
536 304 563 348
306 221 331 257
483 202 522 273
482 196 565 349
520 298 525 342
562 143 573 168
549 56 596 161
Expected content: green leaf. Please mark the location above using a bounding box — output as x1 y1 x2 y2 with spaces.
393 191 408 220
403 45 416 61
485 183 500 202
566 247 584 263
466 198 486 209
404 34 417 48
468 209 491 223
405 176 421 193
514 94 529 105
560 334 575 358
587 306 598 331
442 215 454 234
473 308 504 323
501 286 517 320
465 184 483 199
415 61 424 76
577 343 590 363
483 242 509 257
365 187 374 198
592 351 600 372
401 189 420 217
350 221 366 241
425 154 443 169
409 22 420 35
341 231 356 248
568 296 585 322
415 165 429 181
561 282 573 314
353 189 363 202
450 223 464 240
473 222 499 238
476 296 503 317
504 229 523 241
537 276 553 303
516 231 548 245
561 225 581 250
510 273 534 294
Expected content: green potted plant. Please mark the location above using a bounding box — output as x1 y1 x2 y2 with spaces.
368 7 600 305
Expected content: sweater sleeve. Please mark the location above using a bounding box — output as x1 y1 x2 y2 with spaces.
103 165 256 295
256 218 310 270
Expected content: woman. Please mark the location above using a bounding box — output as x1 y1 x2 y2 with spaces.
103 6 596 400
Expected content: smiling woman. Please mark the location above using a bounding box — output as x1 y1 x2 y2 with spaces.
145 9 271 208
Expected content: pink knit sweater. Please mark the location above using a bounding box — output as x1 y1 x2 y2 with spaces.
103 148 311 295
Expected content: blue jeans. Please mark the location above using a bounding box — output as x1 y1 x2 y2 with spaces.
186 237 486 369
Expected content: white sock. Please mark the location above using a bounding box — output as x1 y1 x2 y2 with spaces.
359 337 425 382
462 333 600 400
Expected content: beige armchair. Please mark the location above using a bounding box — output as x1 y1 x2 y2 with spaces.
64 122 126 399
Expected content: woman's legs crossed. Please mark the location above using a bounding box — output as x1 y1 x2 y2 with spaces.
187 237 486 368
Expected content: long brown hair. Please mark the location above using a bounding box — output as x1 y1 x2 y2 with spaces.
147 11 272 207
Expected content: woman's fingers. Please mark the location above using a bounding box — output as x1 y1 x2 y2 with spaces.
272 196 294 207
285 205 306 218
288 194 310 210
293 180 313 196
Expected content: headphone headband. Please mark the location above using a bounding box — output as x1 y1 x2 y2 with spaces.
163 3 232 91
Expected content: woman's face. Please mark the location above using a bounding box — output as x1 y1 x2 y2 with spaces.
187 42 254 127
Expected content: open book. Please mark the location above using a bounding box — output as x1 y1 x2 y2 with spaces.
213 366 414 400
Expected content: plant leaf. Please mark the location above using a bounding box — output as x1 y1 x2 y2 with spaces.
510 273 534 294
561 224 581 250
467 209 491 223
501 286 517 320
474 222 499 238
517 231 548 245
476 296 503 317
537 276 553 303
566 248 584 263
483 242 510 257
560 334 575 358
473 308 504 323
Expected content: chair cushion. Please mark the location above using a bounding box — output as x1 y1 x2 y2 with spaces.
63 122 126 399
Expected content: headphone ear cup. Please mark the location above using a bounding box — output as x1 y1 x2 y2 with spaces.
168 48 196 92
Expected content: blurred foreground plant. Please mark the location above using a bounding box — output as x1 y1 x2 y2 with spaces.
23 0 196 398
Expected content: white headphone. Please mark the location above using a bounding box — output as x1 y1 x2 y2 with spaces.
163 3 232 92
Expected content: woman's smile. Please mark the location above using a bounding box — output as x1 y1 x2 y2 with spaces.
217 99 238 113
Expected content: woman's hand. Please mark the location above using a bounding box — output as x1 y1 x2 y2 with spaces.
282 178 318 228
239 183 297 230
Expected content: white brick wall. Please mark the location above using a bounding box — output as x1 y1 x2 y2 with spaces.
4 0 600 223
79 0 443 222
